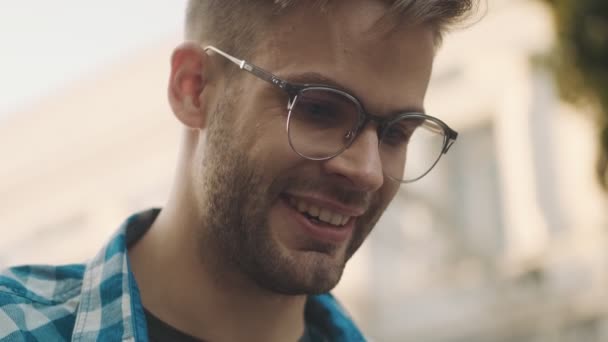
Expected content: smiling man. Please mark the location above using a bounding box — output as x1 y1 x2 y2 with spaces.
0 0 476 341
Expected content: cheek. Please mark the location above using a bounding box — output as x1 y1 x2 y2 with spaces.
247 119 304 175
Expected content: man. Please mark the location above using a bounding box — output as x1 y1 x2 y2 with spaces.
0 0 476 341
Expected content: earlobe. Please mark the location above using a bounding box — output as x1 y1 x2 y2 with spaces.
168 42 210 129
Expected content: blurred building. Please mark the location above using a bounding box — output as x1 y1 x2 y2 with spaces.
1 1 607 341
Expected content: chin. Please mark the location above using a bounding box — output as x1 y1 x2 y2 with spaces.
274 248 348 295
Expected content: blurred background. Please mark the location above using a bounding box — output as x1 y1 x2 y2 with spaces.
1 0 607 341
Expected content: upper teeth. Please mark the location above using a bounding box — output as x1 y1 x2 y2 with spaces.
289 197 351 226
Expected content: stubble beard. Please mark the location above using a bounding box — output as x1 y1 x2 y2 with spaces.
194 101 385 295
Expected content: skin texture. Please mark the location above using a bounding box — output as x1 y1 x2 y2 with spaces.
128 0 436 341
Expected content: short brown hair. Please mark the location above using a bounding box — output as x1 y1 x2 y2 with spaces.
185 0 478 59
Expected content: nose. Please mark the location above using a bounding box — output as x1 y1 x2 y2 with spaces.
322 125 384 192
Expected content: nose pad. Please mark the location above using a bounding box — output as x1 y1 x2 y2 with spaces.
344 130 354 143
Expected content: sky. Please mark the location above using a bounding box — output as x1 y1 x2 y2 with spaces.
0 1 187 116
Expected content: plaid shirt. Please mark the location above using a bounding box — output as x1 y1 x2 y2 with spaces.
0 209 366 341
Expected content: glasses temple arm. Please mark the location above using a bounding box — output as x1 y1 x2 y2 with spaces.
203 45 289 90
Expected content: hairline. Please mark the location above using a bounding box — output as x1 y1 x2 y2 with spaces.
185 0 477 62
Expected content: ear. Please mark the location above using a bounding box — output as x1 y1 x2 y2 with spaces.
168 42 211 129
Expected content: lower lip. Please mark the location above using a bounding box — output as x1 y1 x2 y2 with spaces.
279 196 355 244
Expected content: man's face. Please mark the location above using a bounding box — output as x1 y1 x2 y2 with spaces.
196 0 436 295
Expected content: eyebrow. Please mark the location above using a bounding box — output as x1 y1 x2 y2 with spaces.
280 71 426 116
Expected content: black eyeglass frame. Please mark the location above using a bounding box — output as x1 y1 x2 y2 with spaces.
203 45 458 183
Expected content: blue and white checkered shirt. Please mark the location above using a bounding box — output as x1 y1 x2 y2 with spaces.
0 209 366 341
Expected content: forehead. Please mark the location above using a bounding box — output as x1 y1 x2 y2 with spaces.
252 0 436 114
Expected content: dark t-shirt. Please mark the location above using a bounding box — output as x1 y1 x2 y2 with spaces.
144 309 325 342
145 309 203 342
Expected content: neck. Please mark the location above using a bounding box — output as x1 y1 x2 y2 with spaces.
129 190 307 342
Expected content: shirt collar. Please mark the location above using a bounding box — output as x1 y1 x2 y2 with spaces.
70 209 365 342
71 209 159 341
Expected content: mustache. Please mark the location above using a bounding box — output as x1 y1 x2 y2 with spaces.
273 177 374 210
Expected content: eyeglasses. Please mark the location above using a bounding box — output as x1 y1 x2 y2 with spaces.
204 45 458 183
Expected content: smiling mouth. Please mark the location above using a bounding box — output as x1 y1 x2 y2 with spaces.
284 195 352 227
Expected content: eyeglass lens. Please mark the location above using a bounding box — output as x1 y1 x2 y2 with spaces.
287 88 447 182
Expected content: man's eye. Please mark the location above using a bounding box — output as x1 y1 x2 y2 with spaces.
297 100 342 125
305 103 329 115
302 100 335 114
383 126 412 146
